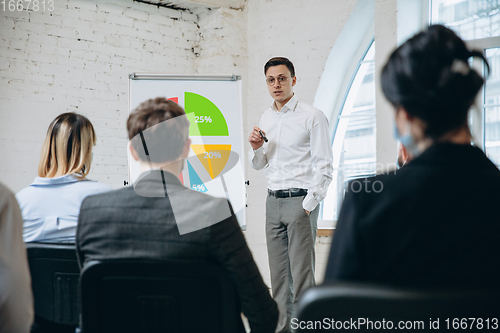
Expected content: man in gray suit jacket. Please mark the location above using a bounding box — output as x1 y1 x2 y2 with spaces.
76 97 278 333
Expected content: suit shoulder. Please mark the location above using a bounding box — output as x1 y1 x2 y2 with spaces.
81 186 134 208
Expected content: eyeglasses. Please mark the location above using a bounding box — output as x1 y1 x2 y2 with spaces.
266 76 290 86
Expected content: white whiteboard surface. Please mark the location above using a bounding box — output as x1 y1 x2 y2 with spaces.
128 74 246 228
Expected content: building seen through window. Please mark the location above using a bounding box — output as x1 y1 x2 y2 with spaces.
432 0 500 40
484 47 500 166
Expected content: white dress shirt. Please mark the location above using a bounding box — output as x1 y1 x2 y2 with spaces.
16 174 112 243
249 95 333 211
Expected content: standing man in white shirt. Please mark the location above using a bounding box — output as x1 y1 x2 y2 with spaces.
248 57 333 333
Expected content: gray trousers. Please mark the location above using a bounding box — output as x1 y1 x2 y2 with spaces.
266 194 319 333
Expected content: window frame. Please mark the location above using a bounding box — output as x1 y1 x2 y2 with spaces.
317 39 375 230
467 36 500 150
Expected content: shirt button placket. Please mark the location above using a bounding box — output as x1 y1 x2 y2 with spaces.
277 113 283 188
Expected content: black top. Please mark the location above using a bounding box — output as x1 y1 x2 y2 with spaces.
77 170 278 333
325 143 500 287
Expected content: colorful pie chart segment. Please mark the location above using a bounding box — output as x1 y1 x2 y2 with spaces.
191 144 232 179
185 92 229 137
187 160 208 193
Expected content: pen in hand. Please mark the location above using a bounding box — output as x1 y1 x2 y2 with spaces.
259 130 268 143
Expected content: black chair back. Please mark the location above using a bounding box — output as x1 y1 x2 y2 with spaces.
80 260 244 333
296 282 500 332
26 242 80 332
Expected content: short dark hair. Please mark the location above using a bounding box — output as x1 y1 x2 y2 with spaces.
127 98 190 163
264 57 295 77
381 24 489 139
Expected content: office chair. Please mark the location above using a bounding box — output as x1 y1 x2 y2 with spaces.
296 282 500 332
26 242 80 333
80 259 245 333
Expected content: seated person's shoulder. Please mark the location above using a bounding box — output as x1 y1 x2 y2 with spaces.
77 179 113 193
80 185 130 208
14 185 31 203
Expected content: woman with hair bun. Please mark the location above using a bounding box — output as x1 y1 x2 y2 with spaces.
16 113 111 243
325 25 500 286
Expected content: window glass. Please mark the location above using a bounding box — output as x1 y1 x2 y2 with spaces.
321 42 376 221
484 47 500 166
431 0 500 40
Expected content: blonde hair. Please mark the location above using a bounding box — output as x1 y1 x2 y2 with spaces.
38 113 96 178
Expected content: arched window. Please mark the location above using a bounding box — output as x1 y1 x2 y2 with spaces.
321 41 376 223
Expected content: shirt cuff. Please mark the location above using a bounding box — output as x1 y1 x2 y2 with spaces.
302 193 319 212
253 146 265 156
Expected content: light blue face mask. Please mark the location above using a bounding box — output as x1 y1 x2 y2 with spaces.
393 123 421 158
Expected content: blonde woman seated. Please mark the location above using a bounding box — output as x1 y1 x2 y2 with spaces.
16 113 111 243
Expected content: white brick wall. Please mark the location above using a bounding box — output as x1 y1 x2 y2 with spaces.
197 6 247 72
0 0 199 192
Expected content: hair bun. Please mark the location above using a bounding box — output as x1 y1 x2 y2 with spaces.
381 25 489 139
436 58 483 102
450 59 470 75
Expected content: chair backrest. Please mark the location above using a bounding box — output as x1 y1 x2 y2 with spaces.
296 282 500 332
80 260 244 333
26 242 80 329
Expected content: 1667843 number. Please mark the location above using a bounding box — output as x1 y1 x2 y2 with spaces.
1 0 54 11
445 318 498 330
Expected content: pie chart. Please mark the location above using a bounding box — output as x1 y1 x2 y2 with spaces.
187 160 208 193
191 144 232 179
184 92 229 137
171 93 232 193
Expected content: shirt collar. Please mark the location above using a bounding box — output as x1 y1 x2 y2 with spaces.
31 174 88 186
136 169 182 185
271 94 298 114
133 169 185 197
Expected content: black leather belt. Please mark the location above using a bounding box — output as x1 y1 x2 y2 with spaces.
268 188 307 198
